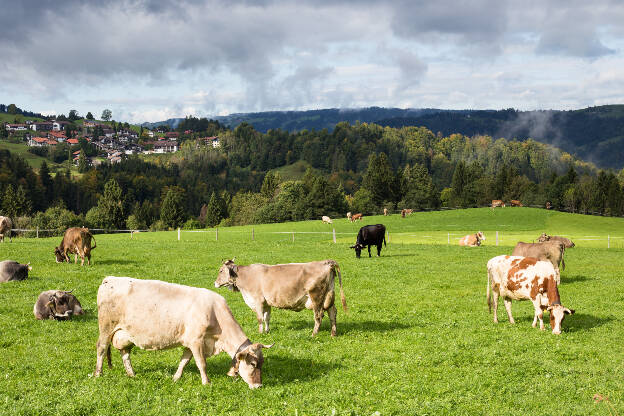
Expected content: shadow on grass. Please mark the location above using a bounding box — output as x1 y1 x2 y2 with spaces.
72 312 98 322
91 259 138 265
287 319 412 334
565 313 614 333
265 354 342 383
561 274 595 284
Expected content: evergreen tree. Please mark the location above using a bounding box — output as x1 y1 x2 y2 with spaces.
450 161 467 207
205 192 222 227
362 152 398 206
96 178 125 229
86 112 94 120
1 184 18 218
78 152 88 173
160 186 186 229
261 171 281 199
15 185 32 216
39 161 53 203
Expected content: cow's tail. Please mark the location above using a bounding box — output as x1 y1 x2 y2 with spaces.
90 233 97 250
487 268 492 313
560 245 565 271
383 233 387 247
332 261 347 313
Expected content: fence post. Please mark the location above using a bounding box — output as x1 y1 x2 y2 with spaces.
333 228 336 243
252 228 255 241
608 234 610 249
216 227 218 241
130 230 133 239
292 232 295 242
447 232 450 244
36 226 39 239
496 231 499 246
178 228 180 241
387 232 390 243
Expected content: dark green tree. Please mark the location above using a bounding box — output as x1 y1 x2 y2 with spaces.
77 152 88 173
86 112 94 120
7 104 17 115
160 186 186 229
68 109 79 121
261 171 281 199
362 152 398 206
450 161 467 207
205 192 222 227
101 109 112 122
96 178 125 229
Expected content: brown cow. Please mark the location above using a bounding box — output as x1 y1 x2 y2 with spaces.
0 216 12 242
491 200 505 208
54 227 97 266
350 213 363 222
401 209 413 217
487 255 574 334
512 241 566 274
34 290 84 320
215 259 347 337
459 231 485 247
537 233 575 248
509 200 523 207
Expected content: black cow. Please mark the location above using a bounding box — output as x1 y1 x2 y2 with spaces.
350 224 386 258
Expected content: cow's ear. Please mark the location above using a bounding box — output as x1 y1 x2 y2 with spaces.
261 343 274 349
236 351 248 362
565 308 575 315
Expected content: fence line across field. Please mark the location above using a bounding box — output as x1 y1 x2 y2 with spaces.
8 227 621 248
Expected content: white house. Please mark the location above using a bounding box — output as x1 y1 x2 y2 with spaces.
153 140 178 153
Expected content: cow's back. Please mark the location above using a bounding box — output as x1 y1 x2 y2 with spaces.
488 255 555 300
358 224 385 244
97 277 223 349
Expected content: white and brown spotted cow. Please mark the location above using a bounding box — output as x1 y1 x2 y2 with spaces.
491 200 505 209
487 255 575 334
459 231 485 247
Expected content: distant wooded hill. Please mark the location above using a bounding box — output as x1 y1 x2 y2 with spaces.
144 105 624 169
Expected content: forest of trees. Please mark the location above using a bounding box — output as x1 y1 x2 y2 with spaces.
1 120 623 234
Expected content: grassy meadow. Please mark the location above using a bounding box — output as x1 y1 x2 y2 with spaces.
0 207 623 415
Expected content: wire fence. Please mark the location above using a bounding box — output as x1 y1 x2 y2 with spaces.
8 227 622 249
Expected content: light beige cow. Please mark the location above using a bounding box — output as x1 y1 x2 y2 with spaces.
459 231 485 247
322 215 332 224
487 255 575 334
95 276 272 388
512 241 566 272
215 260 347 337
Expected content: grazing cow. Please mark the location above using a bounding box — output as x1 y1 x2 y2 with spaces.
383 208 388 216
0 216 12 242
346 212 352 221
459 231 485 247
545 201 552 210
512 241 566 274
322 215 332 224
54 227 97 266
351 224 386 258
491 200 505 208
34 290 84 320
401 208 413 218
0 260 31 282
510 200 523 207
216 259 346 337
351 213 363 222
537 233 575 248
95 276 272 388
487 255 575 334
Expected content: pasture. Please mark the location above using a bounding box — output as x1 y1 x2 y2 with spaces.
0 208 622 415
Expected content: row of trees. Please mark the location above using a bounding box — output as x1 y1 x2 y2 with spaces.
1 121 624 232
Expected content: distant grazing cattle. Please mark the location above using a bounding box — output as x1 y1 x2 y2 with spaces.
54 227 96 266
216 259 346 336
401 208 413 217
322 216 332 224
383 208 388 216
346 212 352 221
95 276 272 388
0 216 12 242
351 224 386 258
537 233 575 248
459 231 485 247
512 241 566 274
491 200 505 208
34 290 84 320
510 200 523 207
350 213 363 222
0 260 31 282
487 255 575 334
546 201 552 210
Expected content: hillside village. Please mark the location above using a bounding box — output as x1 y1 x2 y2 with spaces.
3 118 220 166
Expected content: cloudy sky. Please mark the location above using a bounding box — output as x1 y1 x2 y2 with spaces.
1 0 623 123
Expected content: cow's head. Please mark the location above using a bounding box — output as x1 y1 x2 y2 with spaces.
215 258 238 290
228 342 273 389
54 247 66 263
547 304 575 335
46 290 83 320
476 231 485 242
538 233 550 243
349 243 364 258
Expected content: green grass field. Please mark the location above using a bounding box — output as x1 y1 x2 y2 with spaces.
0 208 623 415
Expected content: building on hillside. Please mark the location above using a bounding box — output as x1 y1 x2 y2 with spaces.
52 121 71 131
153 140 178 153
5 123 28 131
46 139 58 146
29 137 49 147
165 132 179 139
201 136 220 148
30 122 53 131
48 131 67 142
66 138 79 145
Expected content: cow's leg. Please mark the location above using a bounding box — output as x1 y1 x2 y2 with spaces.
312 307 324 336
377 243 382 257
327 304 337 337
532 302 545 330
95 335 110 376
255 308 264 334
112 330 135 377
87 250 91 266
190 344 210 385
262 304 271 333
173 348 193 382
503 298 515 324
492 287 499 323
119 347 135 377
368 245 372 257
